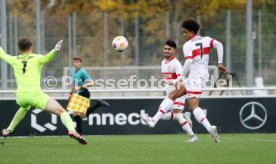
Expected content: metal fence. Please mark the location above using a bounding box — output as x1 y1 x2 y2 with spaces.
1 8 276 88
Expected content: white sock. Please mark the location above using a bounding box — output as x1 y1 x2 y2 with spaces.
152 98 174 123
161 112 174 120
193 107 212 132
174 113 194 136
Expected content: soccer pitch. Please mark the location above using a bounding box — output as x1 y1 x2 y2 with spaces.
0 134 275 164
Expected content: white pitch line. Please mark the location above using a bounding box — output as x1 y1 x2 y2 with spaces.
250 138 276 142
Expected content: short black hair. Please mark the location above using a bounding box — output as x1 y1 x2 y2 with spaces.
182 19 200 34
165 39 176 49
18 37 32 52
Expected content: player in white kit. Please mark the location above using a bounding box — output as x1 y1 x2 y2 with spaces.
160 40 192 127
143 19 226 143
143 40 198 142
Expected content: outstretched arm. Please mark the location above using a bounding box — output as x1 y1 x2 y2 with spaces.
39 40 63 64
212 40 223 64
38 50 56 64
0 47 15 65
212 40 227 73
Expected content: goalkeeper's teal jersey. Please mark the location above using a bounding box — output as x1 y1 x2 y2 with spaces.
0 47 56 93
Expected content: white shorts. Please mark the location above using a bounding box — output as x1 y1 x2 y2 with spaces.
165 84 176 95
165 85 186 110
184 78 206 98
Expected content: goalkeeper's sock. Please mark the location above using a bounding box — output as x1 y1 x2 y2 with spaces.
73 116 82 134
60 112 76 132
7 107 29 133
152 98 174 123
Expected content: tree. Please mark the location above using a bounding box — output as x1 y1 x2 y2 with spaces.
7 0 273 69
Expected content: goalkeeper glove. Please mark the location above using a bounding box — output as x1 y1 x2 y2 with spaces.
54 40 63 52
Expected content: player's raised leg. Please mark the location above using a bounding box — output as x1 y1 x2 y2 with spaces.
161 111 174 120
142 97 174 128
45 97 87 145
143 84 186 128
85 99 110 117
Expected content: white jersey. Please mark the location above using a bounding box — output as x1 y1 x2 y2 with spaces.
183 35 214 81
161 56 185 110
161 56 182 81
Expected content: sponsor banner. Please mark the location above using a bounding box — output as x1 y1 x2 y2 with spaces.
0 98 276 136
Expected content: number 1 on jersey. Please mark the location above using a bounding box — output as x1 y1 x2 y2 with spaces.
196 43 203 58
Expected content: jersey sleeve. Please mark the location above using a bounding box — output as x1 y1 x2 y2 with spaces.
205 36 214 48
81 69 93 83
183 43 193 60
0 47 15 65
38 50 56 64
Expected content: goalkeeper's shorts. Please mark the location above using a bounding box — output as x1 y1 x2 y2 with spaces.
16 91 50 110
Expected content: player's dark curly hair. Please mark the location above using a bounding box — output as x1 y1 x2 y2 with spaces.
165 39 176 49
18 37 32 52
182 19 200 34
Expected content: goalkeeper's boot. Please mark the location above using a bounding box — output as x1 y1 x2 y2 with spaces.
141 114 155 128
68 131 87 145
2 129 10 138
208 125 221 143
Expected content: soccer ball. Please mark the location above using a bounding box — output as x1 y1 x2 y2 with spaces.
112 36 128 52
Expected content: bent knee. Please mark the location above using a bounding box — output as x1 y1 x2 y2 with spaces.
54 108 67 116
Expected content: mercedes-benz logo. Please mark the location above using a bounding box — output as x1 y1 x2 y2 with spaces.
239 102 267 130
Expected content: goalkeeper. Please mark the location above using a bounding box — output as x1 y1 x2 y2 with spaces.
1 37 87 145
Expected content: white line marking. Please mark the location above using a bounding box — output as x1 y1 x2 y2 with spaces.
250 138 276 142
